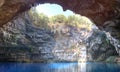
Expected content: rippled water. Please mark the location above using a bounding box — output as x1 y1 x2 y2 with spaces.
0 62 120 72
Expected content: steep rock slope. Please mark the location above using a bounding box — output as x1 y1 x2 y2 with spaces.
0 1 120 57
0 11 118 62
0 12 55 62
86 29 118 61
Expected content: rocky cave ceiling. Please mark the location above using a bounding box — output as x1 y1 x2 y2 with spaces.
0 0 119 27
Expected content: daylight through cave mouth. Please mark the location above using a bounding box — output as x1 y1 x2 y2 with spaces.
0 1 118 63
29 3 96 62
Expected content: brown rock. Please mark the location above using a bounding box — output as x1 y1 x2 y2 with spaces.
0 0 118 26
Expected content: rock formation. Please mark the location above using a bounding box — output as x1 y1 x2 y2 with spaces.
86 29 118 61
0 11 118 62
0 0 120 53
0 0 120 62
0 0 118 26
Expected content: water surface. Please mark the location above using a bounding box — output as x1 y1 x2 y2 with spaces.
0 62 120 72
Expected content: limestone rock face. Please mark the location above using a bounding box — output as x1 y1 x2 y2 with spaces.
0 12 55 62
50 24 91 61
0 0 120 50
0 0 120 60
86 29 118 61
0 12 90 62
0 11 118 62
0 0 120 55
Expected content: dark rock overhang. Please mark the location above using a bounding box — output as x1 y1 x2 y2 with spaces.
0 0 119 27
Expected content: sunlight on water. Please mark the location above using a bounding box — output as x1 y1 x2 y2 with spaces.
48 62 86 72
79 62 86 72
0 62 120 72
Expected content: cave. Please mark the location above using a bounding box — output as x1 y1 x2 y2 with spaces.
0 0 119 36
0 0 120 72
0 0 120 45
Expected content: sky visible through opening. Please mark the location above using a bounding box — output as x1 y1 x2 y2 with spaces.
36 3 88 62
36 3 75 17
36 3 93 25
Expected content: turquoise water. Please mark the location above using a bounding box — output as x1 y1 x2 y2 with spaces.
0 62 120 72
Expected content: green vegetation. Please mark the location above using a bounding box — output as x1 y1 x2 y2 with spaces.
50 14 67 23
29 8 49 29
29 8 92 30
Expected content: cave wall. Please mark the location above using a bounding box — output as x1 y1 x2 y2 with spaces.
0 0 120 39
0 11 117 62
0 0 120 60
0 0 119 26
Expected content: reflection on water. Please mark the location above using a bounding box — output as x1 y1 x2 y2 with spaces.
0 62 120 72
79 63 86 72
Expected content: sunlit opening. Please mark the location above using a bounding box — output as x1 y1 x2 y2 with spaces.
30 3 95 63
36 3 75 17
0 2 119 72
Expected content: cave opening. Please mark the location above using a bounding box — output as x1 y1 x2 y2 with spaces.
0 2 118 63
30 3 96 62
24 3 119 62
0 0 120 72
0 1 118 63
